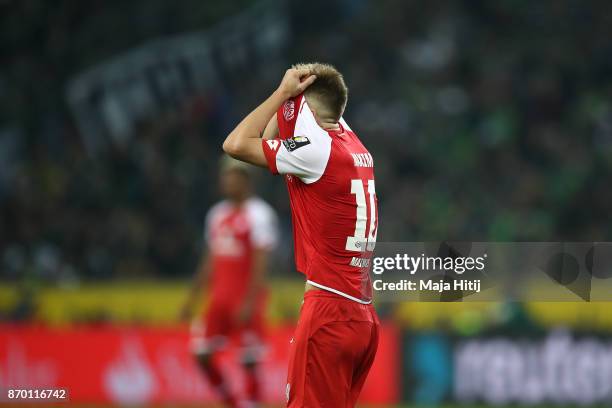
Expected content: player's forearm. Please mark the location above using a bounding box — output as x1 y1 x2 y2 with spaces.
261 114 279 140
184 257 210 307
242 250 268 309
222 68 315 165
222 89 287 157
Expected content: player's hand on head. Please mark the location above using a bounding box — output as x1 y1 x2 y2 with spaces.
278 68 317 98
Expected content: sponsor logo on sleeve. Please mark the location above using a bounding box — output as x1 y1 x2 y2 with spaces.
266 139 280 151
282 136 310 152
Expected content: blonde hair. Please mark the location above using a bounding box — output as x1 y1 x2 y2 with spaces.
292 62 348 122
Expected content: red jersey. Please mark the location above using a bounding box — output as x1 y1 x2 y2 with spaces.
205 197 278 303
262 94 378 303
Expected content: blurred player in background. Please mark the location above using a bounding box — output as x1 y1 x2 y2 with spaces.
180 156 278 408
223 64 379 407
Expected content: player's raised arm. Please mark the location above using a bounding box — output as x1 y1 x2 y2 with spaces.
261 113 279 140
222 68 316 166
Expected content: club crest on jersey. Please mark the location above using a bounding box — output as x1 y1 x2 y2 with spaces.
283 100 295 121
266 139 280 151
283 136 310 152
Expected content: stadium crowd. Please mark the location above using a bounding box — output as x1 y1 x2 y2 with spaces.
1 0 611 283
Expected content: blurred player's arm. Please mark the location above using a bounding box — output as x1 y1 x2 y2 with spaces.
237 206 278 323
179 251 211 322
237 247 269 323
222 68 316 165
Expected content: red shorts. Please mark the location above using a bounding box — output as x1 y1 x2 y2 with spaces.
191 294 267 361
286 290 379 407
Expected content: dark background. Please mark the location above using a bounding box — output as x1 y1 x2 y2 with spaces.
1 0 611 282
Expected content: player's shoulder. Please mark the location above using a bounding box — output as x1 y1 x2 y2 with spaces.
338 117 366 146
244 196 277 219
338 118 373 155
206 199 231 220
339 117 353 132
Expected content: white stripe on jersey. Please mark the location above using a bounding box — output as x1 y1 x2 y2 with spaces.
306 280 373 304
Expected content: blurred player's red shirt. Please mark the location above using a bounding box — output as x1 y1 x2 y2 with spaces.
205 197 278 304
262 94 378 304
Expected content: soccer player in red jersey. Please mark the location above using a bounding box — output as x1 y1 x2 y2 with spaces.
181 157 278 408
223 63 379 407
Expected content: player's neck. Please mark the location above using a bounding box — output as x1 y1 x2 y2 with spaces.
319 121 340 130
229 194 250 206
311 104 340 130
